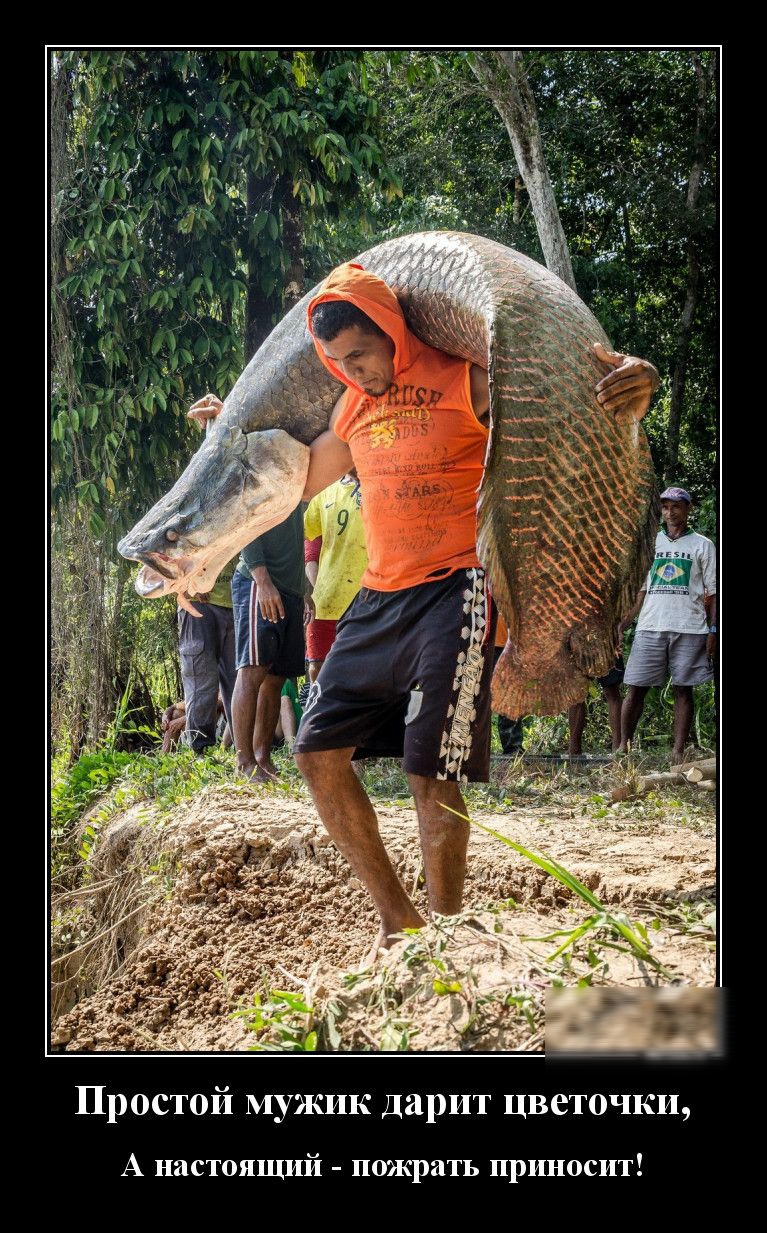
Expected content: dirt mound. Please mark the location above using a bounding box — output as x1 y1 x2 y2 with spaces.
51 785 715 1053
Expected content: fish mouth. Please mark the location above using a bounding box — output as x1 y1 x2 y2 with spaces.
133 556 208 617
141 550 196 583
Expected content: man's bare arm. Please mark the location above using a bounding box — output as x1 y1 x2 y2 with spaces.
302 396 354 501
618 591 646 635
469 364 490 423
469 344 659 428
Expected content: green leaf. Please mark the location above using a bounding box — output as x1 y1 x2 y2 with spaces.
151 329 164 355
154 388 167 412
69 408 80 432
172 129 185 150
432 979 462 996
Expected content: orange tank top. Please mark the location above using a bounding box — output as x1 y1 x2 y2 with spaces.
334 343 488 591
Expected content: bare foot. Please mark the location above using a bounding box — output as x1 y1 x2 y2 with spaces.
237 762 258 778
357 927 390 972
252 761 280 784
357 917 425 972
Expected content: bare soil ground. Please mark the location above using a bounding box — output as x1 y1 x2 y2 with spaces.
52 772 716 1053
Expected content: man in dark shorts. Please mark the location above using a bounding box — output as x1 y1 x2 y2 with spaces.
230 514 309 780
188 393 309 781
287 261 659 964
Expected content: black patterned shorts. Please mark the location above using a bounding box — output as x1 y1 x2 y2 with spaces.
293 567 497 783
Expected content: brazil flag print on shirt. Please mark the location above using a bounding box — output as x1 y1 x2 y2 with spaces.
649 554 693 592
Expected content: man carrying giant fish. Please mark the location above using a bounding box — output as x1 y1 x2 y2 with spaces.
295 262 657 963
120 233 659 965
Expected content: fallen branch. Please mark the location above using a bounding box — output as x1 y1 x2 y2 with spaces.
670 757 716 778
611 772 687 802
686 761 717 783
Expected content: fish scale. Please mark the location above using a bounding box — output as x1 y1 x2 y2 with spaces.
119 230 658 717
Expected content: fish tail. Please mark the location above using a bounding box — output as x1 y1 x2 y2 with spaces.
492 641 592 718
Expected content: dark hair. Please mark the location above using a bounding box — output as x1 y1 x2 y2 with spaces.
311 299 386 342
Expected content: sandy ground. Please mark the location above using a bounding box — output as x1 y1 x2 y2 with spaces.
51 780 716 1053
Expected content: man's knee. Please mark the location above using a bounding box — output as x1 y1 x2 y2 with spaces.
624 684 648 703
295 747 353 787
261 673 286 698
408 773 464 810
235 665 267 693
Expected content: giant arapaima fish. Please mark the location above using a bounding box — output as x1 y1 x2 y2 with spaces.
118 231 658 716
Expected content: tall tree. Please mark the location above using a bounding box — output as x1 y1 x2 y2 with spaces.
471 50 576 290
352 50 717 497
664 51 717 481
50 48 399 752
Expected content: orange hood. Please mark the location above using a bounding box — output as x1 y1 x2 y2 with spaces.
307 262 416 393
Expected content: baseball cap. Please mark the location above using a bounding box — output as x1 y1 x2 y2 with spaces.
660 486 691 503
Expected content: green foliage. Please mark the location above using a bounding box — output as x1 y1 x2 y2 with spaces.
51 49 399 553
234 988 317 1052
51 742 236 877
51 748 134 842
327 49 716 496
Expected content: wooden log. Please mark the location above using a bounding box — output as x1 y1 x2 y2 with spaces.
695 779 716 792
686 760 717 783
611 772 687 802
670 757 716 776
641 772 688 788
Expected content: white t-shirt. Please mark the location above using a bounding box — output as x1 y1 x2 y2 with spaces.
636 529 716 634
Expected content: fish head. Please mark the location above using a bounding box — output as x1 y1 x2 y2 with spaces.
118 426 309 609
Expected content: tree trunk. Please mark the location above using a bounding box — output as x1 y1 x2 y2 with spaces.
664 52 715 481
278 174 305 310
245 170 281 361
513 176 524 227
621 201 638 334
472 50 576 292
246 171 305 358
